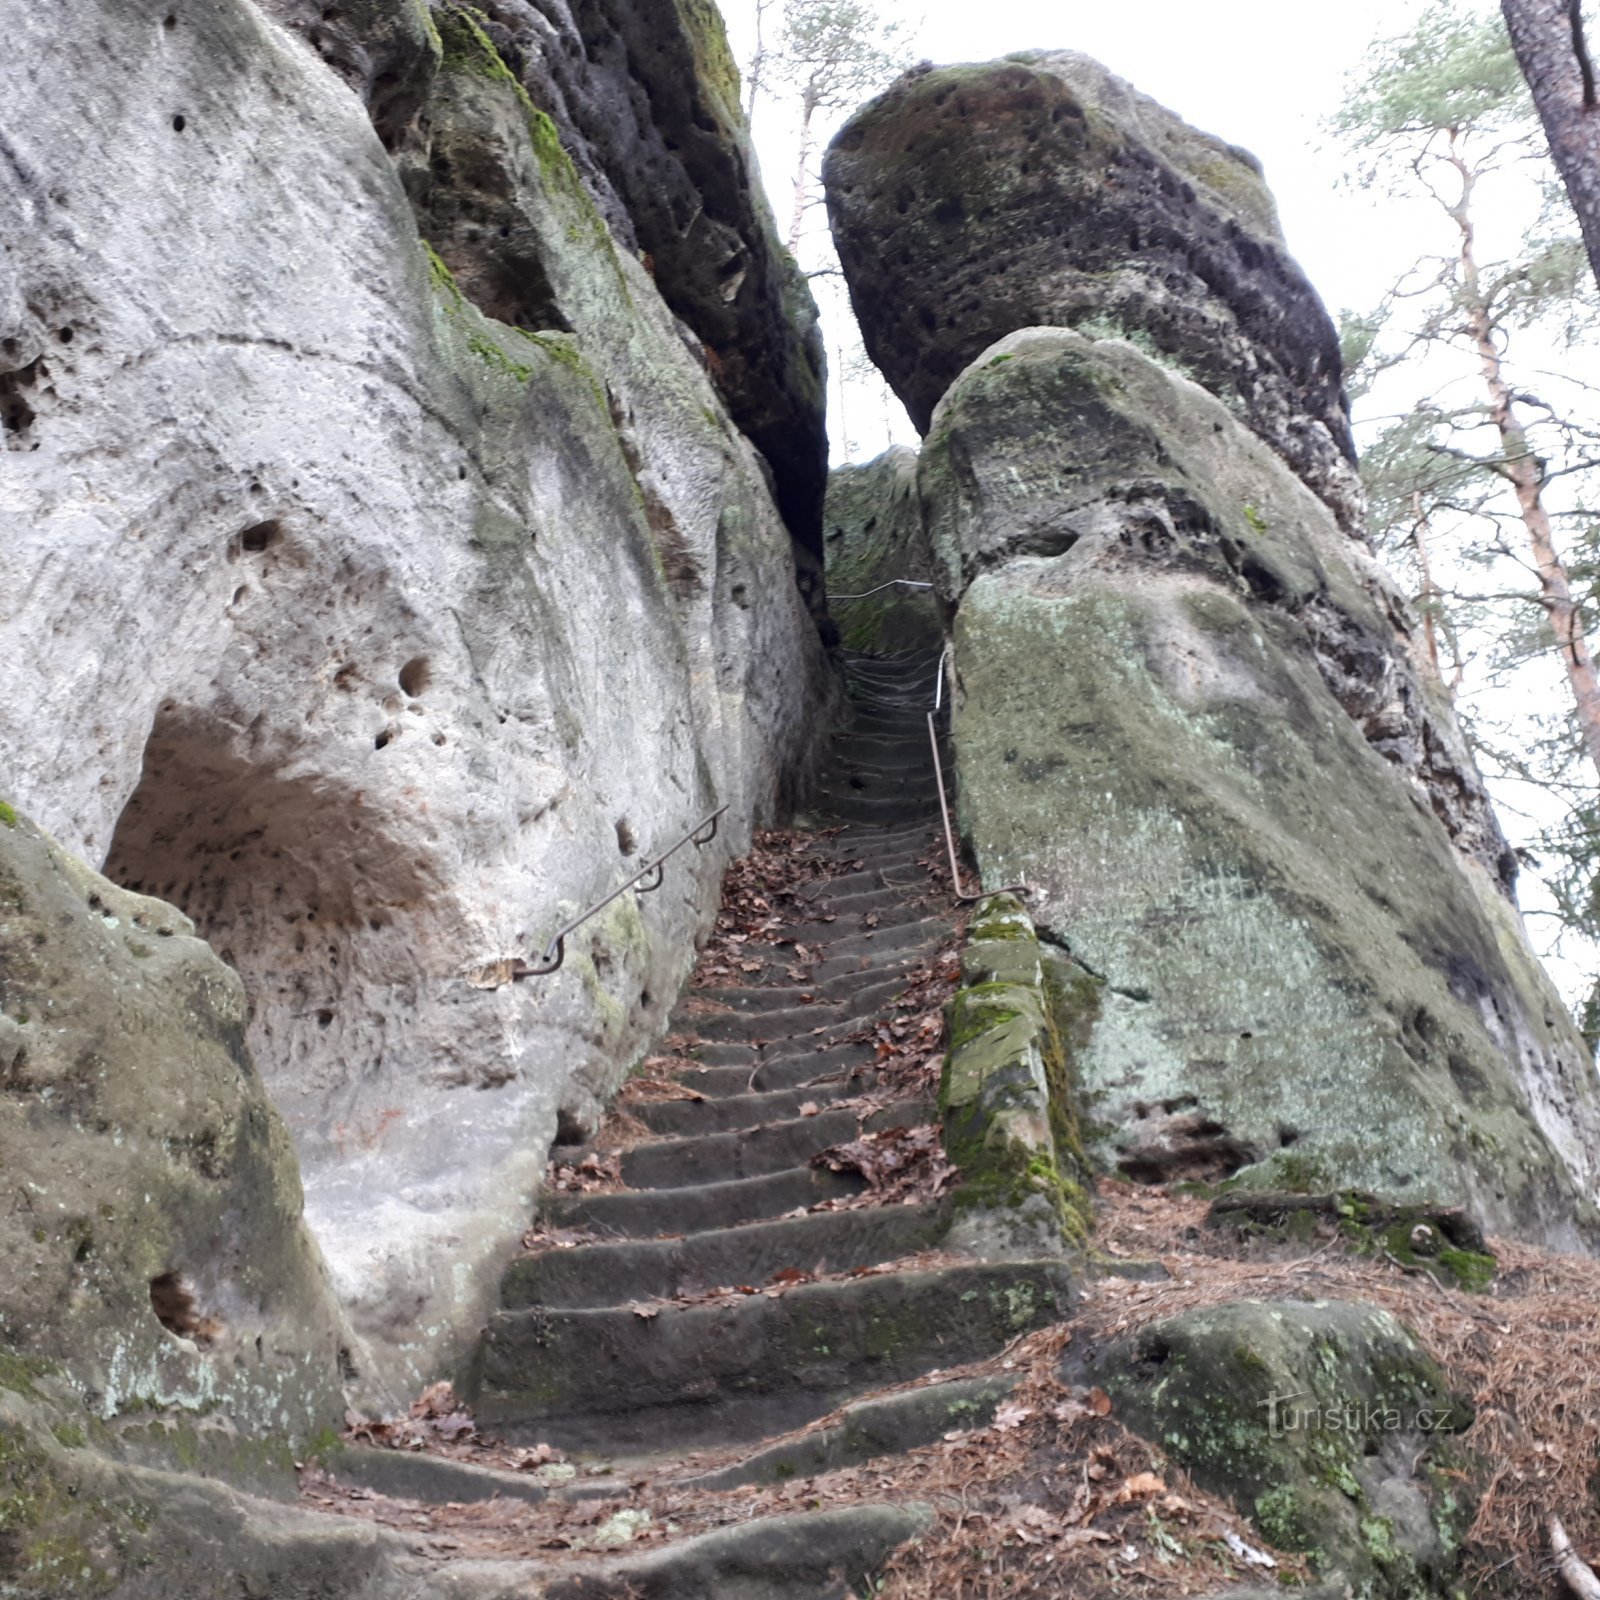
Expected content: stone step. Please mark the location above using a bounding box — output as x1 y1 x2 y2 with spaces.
814 824 943 860
681 1371 1019 1491
629 1081 858 1138
693 961 919 1011
827 738 934 771
685 979 911 1044
819 794 941 826
504 1201 952 1311
670 1055 874 1099
469 1259 1075 1454
544 1164 867 1237
540 1504 933 1600
603 1099 933 1191
673 1038 869 1072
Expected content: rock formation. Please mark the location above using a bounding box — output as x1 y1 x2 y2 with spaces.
0 809 346 1461
824 66 1600 1246
822 445 943 653
824 52 1362 533
0 0 827 1403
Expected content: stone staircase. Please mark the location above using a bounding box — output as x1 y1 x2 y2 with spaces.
326 649 1075 1595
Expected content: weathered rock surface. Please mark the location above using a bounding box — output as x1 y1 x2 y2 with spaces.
824 52 1362 532
442 0 830 568
823 446 943 652
0 0 827 1400
0 809 346 1468
1078 1300 1473 1598
926 329 1600 1243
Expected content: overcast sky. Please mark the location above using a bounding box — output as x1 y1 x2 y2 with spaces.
722 0 1440 321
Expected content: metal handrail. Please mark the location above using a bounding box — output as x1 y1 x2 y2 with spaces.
927 644 1029 904
511 805 728 979
830 578 936 602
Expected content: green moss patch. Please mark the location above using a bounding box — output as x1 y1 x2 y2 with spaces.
1207 1190 1497 1292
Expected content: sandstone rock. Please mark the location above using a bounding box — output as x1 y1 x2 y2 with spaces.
1077 1300 1472 1598
824 52 1362 532
255 0 441 151
0 0 827 1400
940 892 1094 1256
457 0 830 567
925 329 1600 1246
823 447 943 653
0 808 344 1471
0 1382 530 1599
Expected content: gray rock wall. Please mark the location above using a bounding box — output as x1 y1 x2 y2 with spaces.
929 330 1600 1247
821 51 1600 1247
0 0 828 1402
0 809 346 1467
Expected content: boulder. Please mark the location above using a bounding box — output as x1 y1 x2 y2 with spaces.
926 329 1600 1246
823 447 943 653
1077 1299 1473 1598
0 0 827 1400
824 52 1362 532
0 808 344 1474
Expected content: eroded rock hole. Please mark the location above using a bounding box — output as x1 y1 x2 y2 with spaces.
149 1271 217 1347
172 113 187 132
615 818 637 856
104 707 435 1121
239 520 281 554
0 357 43 441
398 656 430 698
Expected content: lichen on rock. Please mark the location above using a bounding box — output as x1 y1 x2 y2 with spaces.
0 809 346 1478
914 328 1600 1249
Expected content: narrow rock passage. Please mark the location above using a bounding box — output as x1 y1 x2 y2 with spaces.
312 649 1074 1596
467 649 1069 1466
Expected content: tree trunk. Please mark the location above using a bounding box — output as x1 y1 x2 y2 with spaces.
745 0 773 130
787 86 818 253
1450 141 1600 781
1502 0 1600 289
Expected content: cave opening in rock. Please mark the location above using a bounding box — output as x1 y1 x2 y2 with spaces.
102 705 436 1137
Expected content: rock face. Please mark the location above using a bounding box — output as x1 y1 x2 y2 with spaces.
0 0 828 1400
822 54 1600 1245
933 330 1600 1245
0 809 345 1465
446 0 830 570
824 52 1362 533
822 446 943 652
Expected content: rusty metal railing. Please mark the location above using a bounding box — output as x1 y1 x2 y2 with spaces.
927 645 1029 904
510 805 728 979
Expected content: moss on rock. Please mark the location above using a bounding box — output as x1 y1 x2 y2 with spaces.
940 895 1095 1252
1081 1299 1474 1596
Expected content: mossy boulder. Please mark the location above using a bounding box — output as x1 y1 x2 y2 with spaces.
824 447 944 653
927 329 1600 1249
0 809 345 1480
1208 1192 1498 1292
940 894 1095 1254
824 51 1361 531
1077 1299 1474 1596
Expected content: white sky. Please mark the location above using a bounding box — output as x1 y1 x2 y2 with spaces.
716 0 1600 1008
